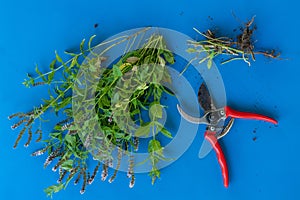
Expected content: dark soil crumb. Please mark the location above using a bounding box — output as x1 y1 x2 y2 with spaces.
94 23 98 28
208 16 213 21
253 128 257 133
252 137 257 141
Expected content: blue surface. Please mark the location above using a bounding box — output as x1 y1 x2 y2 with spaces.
1 0 300 199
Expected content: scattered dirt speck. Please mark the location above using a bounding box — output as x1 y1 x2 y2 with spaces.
94 23 99 28
252 137 257 141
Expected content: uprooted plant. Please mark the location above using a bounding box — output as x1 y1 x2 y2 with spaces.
9 28 175 197
186 16 280 69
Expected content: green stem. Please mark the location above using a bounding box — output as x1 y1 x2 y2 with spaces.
35 85 72 119
32 27 151 82
221 57 245 65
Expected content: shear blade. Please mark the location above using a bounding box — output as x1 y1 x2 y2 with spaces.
198 83 215 111
177 104 207 124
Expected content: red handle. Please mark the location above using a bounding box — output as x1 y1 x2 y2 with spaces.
205 131 229 188
225 106 278 124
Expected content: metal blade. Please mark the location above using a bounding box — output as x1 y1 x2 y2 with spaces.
198 83 216 158
217 118 235 139
197 83 235 159
198 83 215 112
177 104 209 124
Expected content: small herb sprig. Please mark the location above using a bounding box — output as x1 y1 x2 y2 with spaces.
9 28 175 197
185 16 280 70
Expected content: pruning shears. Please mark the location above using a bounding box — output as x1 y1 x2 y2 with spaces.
177 83 278 188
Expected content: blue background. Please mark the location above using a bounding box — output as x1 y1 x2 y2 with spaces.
0 0 299 199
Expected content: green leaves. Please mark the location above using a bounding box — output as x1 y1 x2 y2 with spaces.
149 168 160 185
44 184 64 198
186 48 196 53
50 132 62 142
55 51 63 63
160 126 172 139
61 160 74 171
163 50 175 64
149 103 163 120
65 134 76 146
23 73 35 87
88 35 96 50
80 39 86 55
47 59 57 83
148 139 164 184
148 139 162 153
134 123 151 137
35 65 47 82
207 58 212 69
112 65 122 78
12 30 176 197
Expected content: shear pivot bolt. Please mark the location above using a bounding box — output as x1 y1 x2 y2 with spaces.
210 127 215 131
